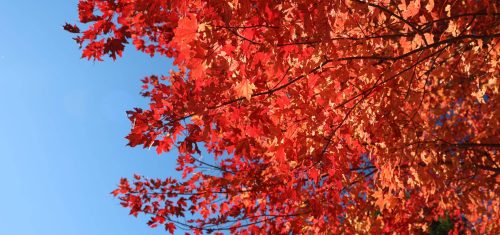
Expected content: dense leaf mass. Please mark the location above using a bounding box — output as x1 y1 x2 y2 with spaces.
68 0 499 234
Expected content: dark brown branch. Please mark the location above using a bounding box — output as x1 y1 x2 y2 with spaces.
350 166 376 171
353 0 422 36
191 157 236 174
475 165 500 174
213 24 279 29
154 211 310 232
275 33 417 47
170 59 333 123
447 143 500 148
225 28 261 45
338 33 500 61
320 98 361 157
333 45 446 112
420 10 499 27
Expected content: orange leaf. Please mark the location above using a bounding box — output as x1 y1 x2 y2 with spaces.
235 78 256 101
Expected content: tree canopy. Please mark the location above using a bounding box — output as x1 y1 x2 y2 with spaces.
67 0 499 234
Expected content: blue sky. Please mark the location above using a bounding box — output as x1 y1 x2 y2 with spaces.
0 1 184 234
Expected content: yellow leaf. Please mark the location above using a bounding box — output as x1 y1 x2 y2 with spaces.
446 21 459 37
445 4 451 17
402 0 421 18
424 33 434 44
425 0 434 11
235 78 256 100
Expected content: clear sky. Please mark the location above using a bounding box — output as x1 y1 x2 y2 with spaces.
0 1 184 234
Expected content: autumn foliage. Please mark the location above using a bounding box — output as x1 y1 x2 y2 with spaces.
67 0 499 234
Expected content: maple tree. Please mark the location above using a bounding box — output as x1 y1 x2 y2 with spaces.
67 0 499 234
